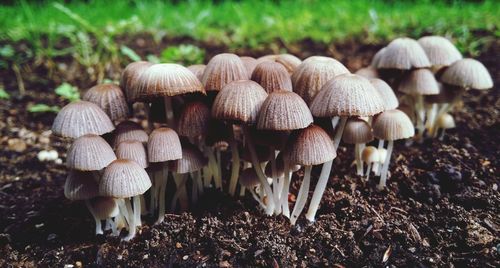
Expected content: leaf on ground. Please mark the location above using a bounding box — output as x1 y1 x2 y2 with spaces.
55 82 80 102
28 104 60 113
0 87 10 99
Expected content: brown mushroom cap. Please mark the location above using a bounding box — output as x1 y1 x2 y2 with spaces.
116 140 148 169
376 38 431 70
285 125 336 166
257 90 313 131
136 63 205 101
202 53 249 91
147 127 182 162
373 109 415 140
99 159 152 198
90 196 119 220
240 56 258 76
212 80 268 124
264 151 301 178
310 74 385 118
398 69 440 95
342 118 374 144
251 61 292 93
187 64 206 81
52 101 115 139
112 120 148 148
82 83 129 122
370 78 399 110
120 61 153 103
168 145 207 174
239 168 260 188
292 56 350 104
67 134 117 171
355 66 378 79
440 58 493 90
64 170 99 200
418 36 462 67
178 101 211 139
257 54 302 74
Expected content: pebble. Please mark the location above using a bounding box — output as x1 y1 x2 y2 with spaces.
75 261 82 267
182 255 189 260
37 150 59 162
7 138 27 152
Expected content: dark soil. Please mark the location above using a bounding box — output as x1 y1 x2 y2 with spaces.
0 36 498 267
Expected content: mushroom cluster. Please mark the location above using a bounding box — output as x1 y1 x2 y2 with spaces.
53 38 492 238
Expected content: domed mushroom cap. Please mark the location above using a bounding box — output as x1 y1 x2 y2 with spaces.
257 54 302 74
148 127 182 162
240 56 258 76
418 36 462 67
292 56 350 104
370 79 399 110
120 61 153 103
437 113 456 129
310 74 385 117
355 66 378 79
178 101 211 138
376 38 431 70
90 197 119 220
52 101 115 139
257 90 313 131
373 109 415 140
67 134 116 171
64 170 99 200
202 53 248 91
361 146 380 163
212 80 268 124
440 58 493 90
99 159 151 198
116 140 148 169
264 152 300 178
187 64 206 81
251 61 292 93
342 118 374 144
239 168 261 188
398 69 440 95
136 63 204 101
371 47 386 67
112 120 148 148
285 125 336 166
169 145 207 173
82 83 129 122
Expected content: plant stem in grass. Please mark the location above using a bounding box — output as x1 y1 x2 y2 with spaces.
291 165 312 225
378 140 393 190
305 160 333 222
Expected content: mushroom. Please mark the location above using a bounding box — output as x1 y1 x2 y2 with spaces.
112 120 149 148
251 61 292 93
66 134 117 175
177 101 211 143
435 113 456 140
356 66 378 79
342 118 374 175
82 83 129 122
375 37 431 70
370 47 386 67
361 146 380 180
257 54 302 74
417 36 462 73
90 197 120 236
240 56 258 76
187 64 206 82
120 61 153 104
370 78 399 110
239 168 266 209
202 53 249 92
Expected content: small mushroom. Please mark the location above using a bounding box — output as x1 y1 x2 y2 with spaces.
66 134 117 173
112 120 149 148
435 113 456 140
90 197 120 236
342 118 374 176
202 53 249 92
418 36 462 73
82 83 129 122
120 61 153 104
251 61 292 93
177 101 211 142
361 146 379 180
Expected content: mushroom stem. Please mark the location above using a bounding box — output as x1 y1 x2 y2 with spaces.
239 185 246 196
378 140 394 190
109 218 118 236
425 103 438 133
281 161 292 218
117 199 131 228
155 167 168 224
432 88 464 137
354 143 364 176
85 199 103 235
195 170 204 196
148 170 156 215
123 197 136 241
191 173 198 203
332 116 348 151
305 160 333 222
133 195 141 228
415 95 426 139
172 173 189 212
291 165 312 225
143 102 153 133
365 163 373 181
164 96 176 128
207 148 222 189
228 130 241 196
373 140 385 175
269 147 281 214
330 116 340 130
249 187 267 209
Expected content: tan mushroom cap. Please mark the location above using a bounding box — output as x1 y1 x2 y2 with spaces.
342 118 374 144
361 146 380 163
437 113 456 129
355 66 378 79
67 134 117 171
148 127 182 162
418 36 462 67
187 64 206 81
285 125 336 166
265 152 301 178
370 78 399 110
239 168 260 188
202 53 249 91
99 159 152 198
257 90 313 131
440 58 493 90
64 170 99 200
398 69 440 95
257 54 302 74
136 63 204 101
376 38 431 70
169 146 208 174
310 74 385 118
177 101 211 139
212 80 268 124
371 47 386 67
251 61 292 93
240 56 258 76
373 109 415 140
90 197 119 220
52 101 115 139
116 140 148 169
292 56 350 104
82 83 129 122
112 120 148 148
120 61 153 103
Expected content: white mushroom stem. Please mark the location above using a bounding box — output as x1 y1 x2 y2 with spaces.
109 218 118 236
85 199 103 235
378 140 394 190
194 170 204 196
365 162 373 181
373 140 385 175
332 116 348 151
143 102 153 132
354 143 365 176
250 187 267 209
425 103 438 132
269 147 281 214
191 173 198 203
207 148 222 189
117 199 131 228
239 185 246 196
291 165 312 225
133 195 141 229
164 96 175 128
148 170 156 215
414 95 426 137
202 166 212 187
281 161 292 218
155 167 168 224
439 129 447 140
228 131 241 196
172 173 189 212
123 197 137 241
305 160 333 222
330 116 340 130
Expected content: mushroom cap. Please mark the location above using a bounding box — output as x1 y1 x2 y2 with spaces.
371 47 386 67
251 61 292 93
148 127 182 163
120 61 153 103
398 69 440 95
202 53 249 91
212 80 268 124
285 125 336 166
376 38 431 70
257 90 313 131
437 113 456 129
342 118 374 144
241 144 271 163
239 168 261 188
264 151 301 178
418 36 462 67
99 159 152 198
136 63 205 100
240 56 258 76
178 101 211 138
112 120 148 148
90 197 119 220
257 54 302 74
292 56 350 104
355 66 378 79
116 140 148 169
82 83 129 122
52 101 115 139
187 64 206 81
64 170 99 200
440 58 493 90
310 74 385 117
361 146 380 163
373 109 415 140
67 134 117 171
169 145 207 173
370 78 399 110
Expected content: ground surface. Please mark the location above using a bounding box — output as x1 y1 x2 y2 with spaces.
0 38 498 267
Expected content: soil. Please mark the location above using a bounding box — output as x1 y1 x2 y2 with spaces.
0 35 498 267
